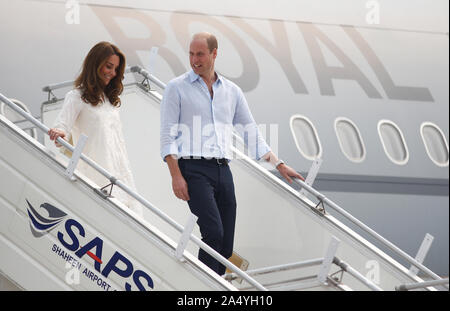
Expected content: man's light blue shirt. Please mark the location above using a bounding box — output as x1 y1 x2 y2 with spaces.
160 70 271 161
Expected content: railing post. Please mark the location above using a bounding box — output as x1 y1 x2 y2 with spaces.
299 158 323 198
64 134 88 180
148 47 159 75
318 236 340 284
409 233 434 276
175 213 198 261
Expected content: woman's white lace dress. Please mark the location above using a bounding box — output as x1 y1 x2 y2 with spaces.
53 89 143 216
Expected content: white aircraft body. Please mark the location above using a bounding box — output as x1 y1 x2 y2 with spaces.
0 0 448 289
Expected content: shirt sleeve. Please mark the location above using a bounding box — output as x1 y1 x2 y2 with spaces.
160 81 181 161
232 87 271 160
53 90 84 140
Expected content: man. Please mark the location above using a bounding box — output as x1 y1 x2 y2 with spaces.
160 32 304 276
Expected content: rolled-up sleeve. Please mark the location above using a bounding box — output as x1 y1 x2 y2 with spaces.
232 88 271 160
160 81 181 161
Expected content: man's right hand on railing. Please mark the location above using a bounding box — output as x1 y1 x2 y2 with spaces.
48 128 66 147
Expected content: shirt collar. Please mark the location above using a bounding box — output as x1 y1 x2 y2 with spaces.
188 70 223 85
188 70 199 83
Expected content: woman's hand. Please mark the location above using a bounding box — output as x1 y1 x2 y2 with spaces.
48 128 66 147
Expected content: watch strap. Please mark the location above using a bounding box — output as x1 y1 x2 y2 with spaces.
275 159 285 168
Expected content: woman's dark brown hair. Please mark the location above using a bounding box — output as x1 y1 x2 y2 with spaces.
75 41 126 107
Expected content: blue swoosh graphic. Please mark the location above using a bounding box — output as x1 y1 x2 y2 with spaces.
25 200 66 236
27 208 62 231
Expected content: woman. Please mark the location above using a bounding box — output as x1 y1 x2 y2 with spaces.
49 41 143 217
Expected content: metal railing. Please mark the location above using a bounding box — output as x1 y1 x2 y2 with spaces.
290 176 446 286
225 256 382 291
226 258 324 281
396 278 449 291
332 257 382 291
0 92 267 291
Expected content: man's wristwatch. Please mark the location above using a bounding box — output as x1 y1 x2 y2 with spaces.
275 159 285 169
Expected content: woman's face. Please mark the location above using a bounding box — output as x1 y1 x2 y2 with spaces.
99 54 120 85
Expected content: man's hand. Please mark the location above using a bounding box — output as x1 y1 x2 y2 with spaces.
165 155 190 201
277 163 305 184
172 174 190 201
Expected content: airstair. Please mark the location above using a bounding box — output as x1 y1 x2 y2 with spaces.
0 66 448 291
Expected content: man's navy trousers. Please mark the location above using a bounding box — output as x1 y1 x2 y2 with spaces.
179 157 237 276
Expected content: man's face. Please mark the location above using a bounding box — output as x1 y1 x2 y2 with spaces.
189 38 217 78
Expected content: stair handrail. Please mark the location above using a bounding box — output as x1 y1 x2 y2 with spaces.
395 278 449 291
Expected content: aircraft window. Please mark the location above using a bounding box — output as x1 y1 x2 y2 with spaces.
334 118 366 163
420 122 449 167
377 120 409 165
290 115 322 160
